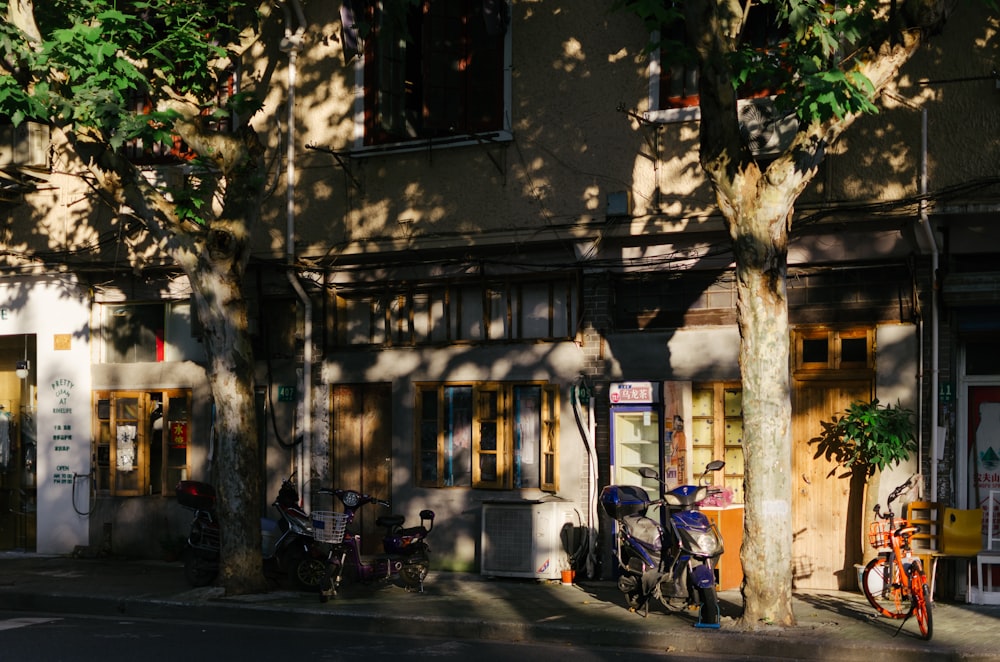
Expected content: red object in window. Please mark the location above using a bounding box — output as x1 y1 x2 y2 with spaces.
169 422 188 449
156 327 165 362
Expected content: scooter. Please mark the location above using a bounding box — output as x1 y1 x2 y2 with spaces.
314 487 434 601
175 474 328 590
600 460 726 628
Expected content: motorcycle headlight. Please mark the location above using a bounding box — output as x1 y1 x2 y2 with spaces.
693 531 721 555
679 528 723 556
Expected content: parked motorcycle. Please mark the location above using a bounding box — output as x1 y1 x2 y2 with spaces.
313 487 434 602
599 460 726 628
175 474 329 590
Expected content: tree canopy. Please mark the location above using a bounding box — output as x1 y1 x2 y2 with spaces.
2 0 275 595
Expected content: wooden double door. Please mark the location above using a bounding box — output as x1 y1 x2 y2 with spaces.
330 383 392 555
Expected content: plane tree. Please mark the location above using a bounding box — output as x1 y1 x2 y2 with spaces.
612 0 963 627
0 0 286 594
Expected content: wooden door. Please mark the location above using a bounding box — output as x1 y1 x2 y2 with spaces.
791 379 871 590
331 383 392 554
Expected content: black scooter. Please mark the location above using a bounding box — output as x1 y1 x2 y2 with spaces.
175 474 328 589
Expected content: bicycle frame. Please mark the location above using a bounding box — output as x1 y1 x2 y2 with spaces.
869 515 920 613
860 475 933 640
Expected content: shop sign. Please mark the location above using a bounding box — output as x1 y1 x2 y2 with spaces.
169 422 188 449
609 381 655 404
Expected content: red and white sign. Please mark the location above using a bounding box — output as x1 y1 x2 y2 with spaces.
609 382 654 404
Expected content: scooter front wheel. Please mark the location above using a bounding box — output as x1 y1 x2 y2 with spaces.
287 552 328 591
182 548 217 587
697 585 720 627
399 555 429 592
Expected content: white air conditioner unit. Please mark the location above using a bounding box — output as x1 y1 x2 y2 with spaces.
481 501 573 580
0 121 50 169
738 97 798 157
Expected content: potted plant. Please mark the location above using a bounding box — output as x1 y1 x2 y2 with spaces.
810 399 917 565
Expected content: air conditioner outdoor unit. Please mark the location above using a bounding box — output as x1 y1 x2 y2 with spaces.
0 121 50 169
738 97 798 157
481 501 573 580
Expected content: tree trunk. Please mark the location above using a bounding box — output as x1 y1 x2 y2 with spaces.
191 264 267 595
730 199 796 628
182 128 269 596
107 125 269 596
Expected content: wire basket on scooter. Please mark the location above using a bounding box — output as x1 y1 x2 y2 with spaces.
311 511 348 544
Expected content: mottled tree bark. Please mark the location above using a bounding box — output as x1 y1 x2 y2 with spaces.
682 0 946 629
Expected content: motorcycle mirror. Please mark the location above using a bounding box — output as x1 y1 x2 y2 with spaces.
705 460 725 472
638 466 660 480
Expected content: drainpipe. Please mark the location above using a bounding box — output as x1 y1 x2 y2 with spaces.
917 108 940 502
279 0 312 511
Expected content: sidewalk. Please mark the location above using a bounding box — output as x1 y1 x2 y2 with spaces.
0 552 998 660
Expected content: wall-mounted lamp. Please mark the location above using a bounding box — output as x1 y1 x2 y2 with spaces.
15 360 29 380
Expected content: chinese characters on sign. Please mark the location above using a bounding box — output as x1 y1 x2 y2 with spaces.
169 421 188 449
609 382 654 404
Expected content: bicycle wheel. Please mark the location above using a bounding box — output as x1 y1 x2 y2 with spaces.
861 556 910 619
908 562 933 640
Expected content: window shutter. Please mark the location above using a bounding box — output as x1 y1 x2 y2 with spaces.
472 384 505 488
540 385 559 492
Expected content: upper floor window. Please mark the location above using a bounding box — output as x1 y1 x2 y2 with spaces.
613 272 736 331
645 3 786 124
100 301 205 364
330 277 577 346
347 0 512 151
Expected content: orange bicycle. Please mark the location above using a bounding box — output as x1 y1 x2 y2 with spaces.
860 475 933 640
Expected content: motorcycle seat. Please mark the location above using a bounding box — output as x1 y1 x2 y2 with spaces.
377 514 405 529
396 525 428 537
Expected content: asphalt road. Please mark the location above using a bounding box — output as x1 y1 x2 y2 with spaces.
0 612 795 662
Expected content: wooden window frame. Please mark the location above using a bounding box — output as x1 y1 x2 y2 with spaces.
691 382 744 504
793 327 874 375
415 381 559 491
93 389 191 497
329 277 578 348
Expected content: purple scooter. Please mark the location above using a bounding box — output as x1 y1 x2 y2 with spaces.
313 487 435 602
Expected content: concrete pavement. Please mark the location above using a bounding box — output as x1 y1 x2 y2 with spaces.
0 552 998 660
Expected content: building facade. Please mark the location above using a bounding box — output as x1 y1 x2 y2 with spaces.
1 1 998 595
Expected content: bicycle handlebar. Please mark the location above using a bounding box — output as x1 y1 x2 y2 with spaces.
873 474 919 519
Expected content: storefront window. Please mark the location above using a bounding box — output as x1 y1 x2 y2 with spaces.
94 389 191 496
692 383 744 504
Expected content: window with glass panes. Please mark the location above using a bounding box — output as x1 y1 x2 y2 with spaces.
93 389 191 496
416 382 558 491
690 383 744 503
